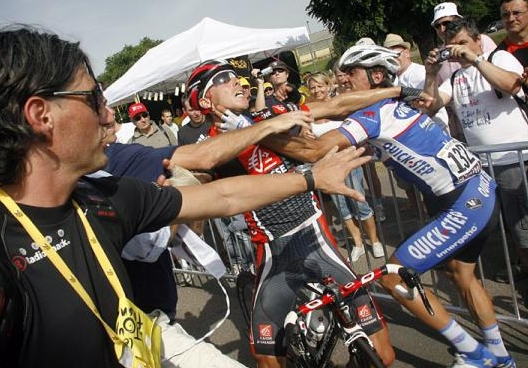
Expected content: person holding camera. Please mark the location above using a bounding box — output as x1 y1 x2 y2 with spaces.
430 2 498 142
423 17 528 332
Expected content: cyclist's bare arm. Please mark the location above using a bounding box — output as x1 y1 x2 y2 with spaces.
306 86 403 120
261 129 353 163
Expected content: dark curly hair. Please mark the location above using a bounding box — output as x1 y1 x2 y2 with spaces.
0 25 91 185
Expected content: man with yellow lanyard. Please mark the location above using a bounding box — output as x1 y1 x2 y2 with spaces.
0 25 371 368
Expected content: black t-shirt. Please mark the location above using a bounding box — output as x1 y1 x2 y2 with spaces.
0 176 181 367
177 120 213 146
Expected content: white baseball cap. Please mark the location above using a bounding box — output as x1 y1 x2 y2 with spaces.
431 2 462 26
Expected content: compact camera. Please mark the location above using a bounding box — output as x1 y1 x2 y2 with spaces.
256 67 273 78
435 48 451 63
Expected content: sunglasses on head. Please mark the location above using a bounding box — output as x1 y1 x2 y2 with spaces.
41 82 106 114
434 20 452 30
133 111 150 122
203 70 238 95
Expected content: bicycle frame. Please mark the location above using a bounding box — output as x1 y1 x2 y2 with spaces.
285 264 433 368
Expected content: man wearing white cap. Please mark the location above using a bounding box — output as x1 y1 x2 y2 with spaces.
431 2 497 84
431 2 497 140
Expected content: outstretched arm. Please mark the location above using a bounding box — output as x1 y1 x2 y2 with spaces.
170 110 312 170
261 128 353 163
173 146 370 223
306 86 403 119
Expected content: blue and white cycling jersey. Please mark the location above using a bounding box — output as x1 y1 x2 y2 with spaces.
338 99 482 196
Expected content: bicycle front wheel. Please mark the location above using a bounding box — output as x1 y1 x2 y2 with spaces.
348 336 385 368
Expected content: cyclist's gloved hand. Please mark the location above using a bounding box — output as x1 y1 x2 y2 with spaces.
218 109 252 132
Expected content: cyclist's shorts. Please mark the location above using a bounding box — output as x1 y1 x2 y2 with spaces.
394 171 499 273
249 214 384 357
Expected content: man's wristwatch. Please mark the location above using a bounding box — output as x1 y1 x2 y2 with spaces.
294 164 315 193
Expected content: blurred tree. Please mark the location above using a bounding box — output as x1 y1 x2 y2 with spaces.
98 37 163 85
305 0 499 62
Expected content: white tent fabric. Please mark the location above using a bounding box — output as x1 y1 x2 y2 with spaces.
104 17 310 105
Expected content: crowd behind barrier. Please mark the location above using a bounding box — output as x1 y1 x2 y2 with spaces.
172 141 528 326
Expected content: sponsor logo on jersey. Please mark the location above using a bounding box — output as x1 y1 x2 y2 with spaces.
407 211 469 260
271 104 288 115
477 171 492 198
259 324 273 338
465 198 483 209
357 304 372 319
394 102 416 119
362 110 376 118
382 143 434 176
258 324 275 344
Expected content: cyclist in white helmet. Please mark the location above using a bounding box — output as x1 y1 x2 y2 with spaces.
261 44 515 368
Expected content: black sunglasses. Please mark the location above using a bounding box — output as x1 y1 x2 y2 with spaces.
271 68 286 75
42 83 105 114
264 87 273 92
434 20 452 30
132 111 150 122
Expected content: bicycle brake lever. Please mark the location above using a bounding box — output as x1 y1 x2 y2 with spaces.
398 267 434 316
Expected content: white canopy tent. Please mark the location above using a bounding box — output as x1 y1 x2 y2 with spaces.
104 17 310 106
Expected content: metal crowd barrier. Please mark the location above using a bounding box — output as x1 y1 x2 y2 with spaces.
172 141 528 326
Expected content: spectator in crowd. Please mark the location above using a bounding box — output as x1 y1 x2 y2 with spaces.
492 0 528 283
185 59 418 368
173 107 184 127
179 97 213 146
266 59 307 106
262 43 515 368
160 108 180 142
239 76 251 101
0 25 371 367
306 71 385 262
263 82 274 97
114 120 135 143
128 102 177 146
431 2 497 140
423 17 528 303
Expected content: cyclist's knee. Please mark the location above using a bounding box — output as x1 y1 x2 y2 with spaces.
254 353 285 368
445 259 477 290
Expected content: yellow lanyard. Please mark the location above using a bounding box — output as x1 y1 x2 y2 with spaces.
0 188 161 368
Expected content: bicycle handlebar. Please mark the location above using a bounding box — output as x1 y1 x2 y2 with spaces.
297 263 434 317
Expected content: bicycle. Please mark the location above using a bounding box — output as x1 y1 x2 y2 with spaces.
236 264 434 368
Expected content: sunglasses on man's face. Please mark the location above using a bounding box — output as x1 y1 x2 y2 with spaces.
264 88 273 92
203 70 238 95
434 20 452 30
133 112 150 122
271 68 286 75
42 83 106 114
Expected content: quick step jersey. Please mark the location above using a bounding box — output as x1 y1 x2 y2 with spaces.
338 98 482 196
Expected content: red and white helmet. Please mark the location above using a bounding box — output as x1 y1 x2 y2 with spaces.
185 59 236 113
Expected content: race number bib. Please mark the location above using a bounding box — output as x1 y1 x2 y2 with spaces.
437 139 481 184
115 297 162 368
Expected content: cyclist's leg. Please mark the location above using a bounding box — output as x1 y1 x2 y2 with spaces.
308 217 395 366
250 236 309 368
379 172 505 362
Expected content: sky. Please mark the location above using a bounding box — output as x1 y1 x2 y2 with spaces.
3 0 325 75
